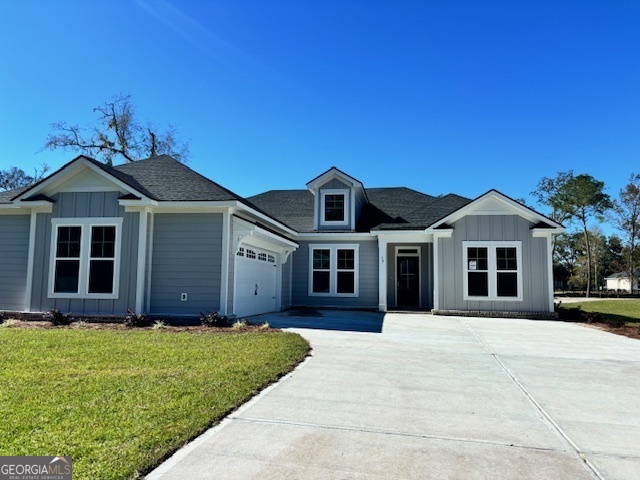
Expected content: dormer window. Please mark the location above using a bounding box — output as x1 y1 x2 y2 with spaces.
321 189 349 226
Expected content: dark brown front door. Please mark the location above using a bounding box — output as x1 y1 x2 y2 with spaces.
397 256 419 307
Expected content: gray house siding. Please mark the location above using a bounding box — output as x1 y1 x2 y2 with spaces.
0 215 30 311
437 215 549 312
29 192 139 315
150 213 222 315
317 179 352 231
386 243 433 309
291 239 378 308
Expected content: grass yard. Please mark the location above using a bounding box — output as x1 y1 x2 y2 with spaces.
559 299 640 325
0 328 309 479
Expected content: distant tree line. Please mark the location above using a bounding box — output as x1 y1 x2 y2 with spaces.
534 172 640 297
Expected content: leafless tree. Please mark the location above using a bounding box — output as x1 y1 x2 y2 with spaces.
43 93 190 166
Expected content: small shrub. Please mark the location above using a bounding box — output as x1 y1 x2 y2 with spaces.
557 306 584 322
152 320 167 330
259 322 270 329
582 311 603 324
200 311 228 328
604 317 625 328
0 311 5 324
232 319 248 329
124 309 148 328
75 320 89 328
43 309 73 326
0 319 19 328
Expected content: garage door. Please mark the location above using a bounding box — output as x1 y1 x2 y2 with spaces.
235 247 278 317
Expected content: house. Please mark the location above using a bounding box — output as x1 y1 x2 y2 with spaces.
605 271 639 293
0 155 563 319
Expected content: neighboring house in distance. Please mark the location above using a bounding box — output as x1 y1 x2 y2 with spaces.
605 271 639 293
0 155 563 319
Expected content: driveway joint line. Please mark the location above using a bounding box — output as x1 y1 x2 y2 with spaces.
464 322 607 480
234 416 567 453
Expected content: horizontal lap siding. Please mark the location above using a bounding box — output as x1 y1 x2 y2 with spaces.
0 215 30 311
438 215 549 312
150 213 222 315
291 240 378 308
30 192 138 315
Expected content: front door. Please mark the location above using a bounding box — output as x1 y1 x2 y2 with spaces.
397 256 419 307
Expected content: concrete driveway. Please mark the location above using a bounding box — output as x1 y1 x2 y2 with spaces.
147 312 640 480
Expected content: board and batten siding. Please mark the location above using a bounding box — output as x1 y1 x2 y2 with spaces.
30 191 138 314
0 215 30 311
437 215 549 312
150 213 222 315
386 243 434 309
291 239 378 308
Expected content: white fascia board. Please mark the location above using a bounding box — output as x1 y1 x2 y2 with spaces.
306 168 363 191
532 227 564 237
426 228 454 238
430 191 564 230
370 231 433 243
0 203 53 214
297 232 376 241
253 225 299 249
0 204 32 214
13 157 149 201
120 199 158 209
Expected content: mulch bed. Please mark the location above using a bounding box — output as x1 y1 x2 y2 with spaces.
0 320 276 334
586 323 640 340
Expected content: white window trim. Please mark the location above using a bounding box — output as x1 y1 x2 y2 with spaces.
48 217 123 299
308 244 359 297
320 189 350 226
462 241 523 301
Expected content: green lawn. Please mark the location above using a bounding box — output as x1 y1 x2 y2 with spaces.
559 299 640 325
0 328 309 479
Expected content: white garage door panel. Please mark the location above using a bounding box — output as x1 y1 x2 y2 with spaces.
235 253 277 317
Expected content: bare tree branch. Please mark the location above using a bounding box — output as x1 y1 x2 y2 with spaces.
42 93 190 165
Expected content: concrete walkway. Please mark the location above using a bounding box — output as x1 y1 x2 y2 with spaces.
147 312 640 480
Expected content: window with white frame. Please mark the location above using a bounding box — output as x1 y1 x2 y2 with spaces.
463 241 522 301
320 189 349 225
49 218 122 299
309 244 358 296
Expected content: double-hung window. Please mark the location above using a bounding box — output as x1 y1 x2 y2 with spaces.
320 189 349 226
49 218 122 299
463 241 522 301
309 244 358 296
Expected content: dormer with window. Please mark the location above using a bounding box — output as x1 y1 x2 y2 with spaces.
306 167 368 231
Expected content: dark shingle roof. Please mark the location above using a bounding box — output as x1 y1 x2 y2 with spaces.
113 155 242 202
3 155 472 234
248 187 471 233
0 186 29 204
248 190 315 232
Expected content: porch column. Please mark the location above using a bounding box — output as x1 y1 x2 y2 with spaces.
135 208 150 313
377 237 388 312
432 233 440 311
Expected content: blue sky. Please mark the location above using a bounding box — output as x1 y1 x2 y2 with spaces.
1 1 638 228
